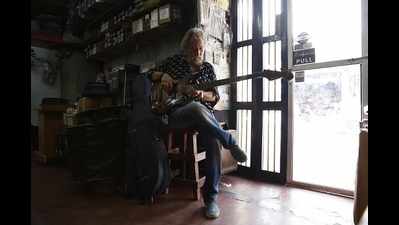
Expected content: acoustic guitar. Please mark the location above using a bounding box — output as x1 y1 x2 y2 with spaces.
150 69 293 115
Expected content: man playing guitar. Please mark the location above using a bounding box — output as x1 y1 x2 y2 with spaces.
148 28 247 219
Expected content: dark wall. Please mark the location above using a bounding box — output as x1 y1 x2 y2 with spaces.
31 47 62 126
61 51 99 101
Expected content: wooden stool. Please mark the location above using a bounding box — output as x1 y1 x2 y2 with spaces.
164 128 206 200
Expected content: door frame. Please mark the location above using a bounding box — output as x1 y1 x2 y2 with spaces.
231 0 289 184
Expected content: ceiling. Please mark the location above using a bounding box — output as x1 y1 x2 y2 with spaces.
31 0 86 48
31 0 70 21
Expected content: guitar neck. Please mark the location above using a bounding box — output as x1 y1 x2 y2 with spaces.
194 70 293 90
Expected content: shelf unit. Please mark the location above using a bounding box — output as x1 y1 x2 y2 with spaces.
68 0 194 62
31 32 85 50
87 22 186 62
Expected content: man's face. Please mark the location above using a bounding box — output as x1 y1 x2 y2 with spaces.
189 38 204 66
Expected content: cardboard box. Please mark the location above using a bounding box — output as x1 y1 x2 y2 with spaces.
78 97 112 112
132 18 143 34
63 112 78 128
99 97 113 108
150 8 159 29
143 14 151 31
159 4 181 24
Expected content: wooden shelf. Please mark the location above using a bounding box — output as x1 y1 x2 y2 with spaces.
86 0 134 29
87 22 187 62
125 0 185 24
84 0 185 45
84 21 129 45
80 0 195 62
31 32 85 50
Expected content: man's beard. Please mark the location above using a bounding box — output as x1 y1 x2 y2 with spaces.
191 56 203 66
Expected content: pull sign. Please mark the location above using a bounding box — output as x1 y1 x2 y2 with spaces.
293 48 315 65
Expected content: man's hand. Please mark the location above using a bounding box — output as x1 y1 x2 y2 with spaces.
161 73 176 93
192 90 216 102
192 90 204 101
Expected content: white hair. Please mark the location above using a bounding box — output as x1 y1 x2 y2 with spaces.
180 28 205 53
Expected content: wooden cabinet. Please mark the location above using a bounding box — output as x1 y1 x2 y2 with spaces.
38 104 68 163
354 129 368 224
66 116 127 184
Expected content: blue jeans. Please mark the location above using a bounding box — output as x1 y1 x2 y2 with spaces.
168 101 237 203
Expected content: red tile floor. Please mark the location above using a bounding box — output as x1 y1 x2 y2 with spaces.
31 159 356 225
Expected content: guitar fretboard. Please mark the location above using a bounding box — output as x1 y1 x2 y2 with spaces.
192 70 293 90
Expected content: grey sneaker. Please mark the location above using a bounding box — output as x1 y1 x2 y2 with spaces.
204 201 220 219
229 145 247 162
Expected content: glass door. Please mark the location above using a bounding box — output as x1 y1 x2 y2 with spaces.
287 0 367 195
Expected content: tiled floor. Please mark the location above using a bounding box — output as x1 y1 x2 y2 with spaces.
31 159 355 225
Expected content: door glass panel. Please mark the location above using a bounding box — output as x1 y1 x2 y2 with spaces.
237 110 252 167
263 41 282 102
263 0 282 37
292 0 361 63
292 65 361 191
237 46 253 102
237 0 253 42
262 110 282 173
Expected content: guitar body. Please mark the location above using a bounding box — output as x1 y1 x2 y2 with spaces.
150 82 193 115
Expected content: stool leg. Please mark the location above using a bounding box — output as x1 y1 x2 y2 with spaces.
191 132 201 200
168 133 173 152
166 129 205 201
182 132 188 179
193 182 201 200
